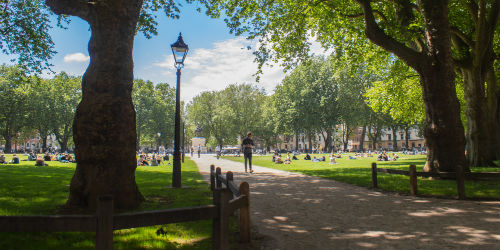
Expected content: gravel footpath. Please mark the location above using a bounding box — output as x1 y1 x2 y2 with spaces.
191 154 500 250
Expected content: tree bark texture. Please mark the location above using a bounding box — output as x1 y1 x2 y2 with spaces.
46 0 144 209
418 0 466 172
358 0 466 172
462 67 499 167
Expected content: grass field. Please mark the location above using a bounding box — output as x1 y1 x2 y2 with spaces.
0 155 213 250
223 153 500 199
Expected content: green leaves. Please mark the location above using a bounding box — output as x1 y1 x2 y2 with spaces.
132 79 176 148
0 0 55 73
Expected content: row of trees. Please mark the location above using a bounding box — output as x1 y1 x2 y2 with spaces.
0 65 80 153
200 0 500 173
0 65 176 154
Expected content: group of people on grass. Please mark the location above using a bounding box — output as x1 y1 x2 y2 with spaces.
377 152 399 161
0 152 75 166
137 153 170 166
271 152 339 165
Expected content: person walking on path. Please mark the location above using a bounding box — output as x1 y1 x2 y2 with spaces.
241 132 255 173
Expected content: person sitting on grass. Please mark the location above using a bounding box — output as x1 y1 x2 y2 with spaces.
292 153 298 160
0 154 6 164
43 152 51 161
312 156 320 162
35 156 48 166
10 154 19 164
138 154 149 166
329 154 337 164
66 154 75 163
284 153 291 164
320 156 326 161
28 152 37 161
275 155 283 164
304 153 311 160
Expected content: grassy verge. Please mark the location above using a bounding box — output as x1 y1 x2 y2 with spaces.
0 155 213 250
223 154 500 199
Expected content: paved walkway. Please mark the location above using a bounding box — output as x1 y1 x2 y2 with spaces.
191 155 500 250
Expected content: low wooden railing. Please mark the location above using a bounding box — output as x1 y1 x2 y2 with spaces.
0 165 251 250
371 162 500 199
210 164 251 249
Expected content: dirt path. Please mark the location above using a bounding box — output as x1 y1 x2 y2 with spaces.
191 155 500 250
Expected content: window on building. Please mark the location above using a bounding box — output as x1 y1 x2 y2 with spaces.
407 133 411 140
400 134 404 140
388 134 391 141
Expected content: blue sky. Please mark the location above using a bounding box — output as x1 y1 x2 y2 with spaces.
1 3 293 101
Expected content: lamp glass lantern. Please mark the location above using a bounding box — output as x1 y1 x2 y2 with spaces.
171 33 189 67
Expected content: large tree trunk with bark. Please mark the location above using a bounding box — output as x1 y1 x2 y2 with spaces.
461 60 500 166
3 134 12 153
47 0 144 210
358 0 467 173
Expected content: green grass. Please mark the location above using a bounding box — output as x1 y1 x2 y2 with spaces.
0 155 214 250
223 153 500 199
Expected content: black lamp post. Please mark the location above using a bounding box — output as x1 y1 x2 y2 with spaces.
171 33 188 188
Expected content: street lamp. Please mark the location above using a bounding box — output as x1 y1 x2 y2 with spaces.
171 33 188 188
157 132 161 152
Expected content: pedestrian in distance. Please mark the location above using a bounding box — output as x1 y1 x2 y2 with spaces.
241 132 255 173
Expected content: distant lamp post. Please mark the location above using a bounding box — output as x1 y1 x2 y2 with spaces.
171 33 188 188
157 132 161 152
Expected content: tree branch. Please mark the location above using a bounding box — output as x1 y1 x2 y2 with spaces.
355 0 424 71
45 0 90 20
450 26 474 48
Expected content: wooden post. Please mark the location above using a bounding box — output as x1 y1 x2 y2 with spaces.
226 171 234 199
212 189 221 250
210 164 215 191
371 162 378 188
96 195 114 250
216 167 222 189
220 189 231 250
239 182 251 243
409 165 417 196
213 188 231 250
456 164 466 200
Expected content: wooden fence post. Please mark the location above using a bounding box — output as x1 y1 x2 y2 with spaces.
371 163 378 188
219 189 231 250
226 171 234 200
210 164 215 191
212 189 221 250
239 182 251 243
409 165 417 196
456 164 466 200
96 195 114 250
216 167 222 189
213 188 231 250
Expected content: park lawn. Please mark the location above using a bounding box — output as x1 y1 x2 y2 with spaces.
0 156 214 250
223 154 500 199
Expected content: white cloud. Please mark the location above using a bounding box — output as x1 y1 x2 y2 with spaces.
153 37 287 102
64 52 90 63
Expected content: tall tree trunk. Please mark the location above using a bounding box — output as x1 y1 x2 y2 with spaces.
47 0 144 209
295 133 299 151
41 134 47 153
3 134 12 153
404 127 409 150
360 126 366 152
462 66 499 167
391 127 398 151
307 131 313 153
